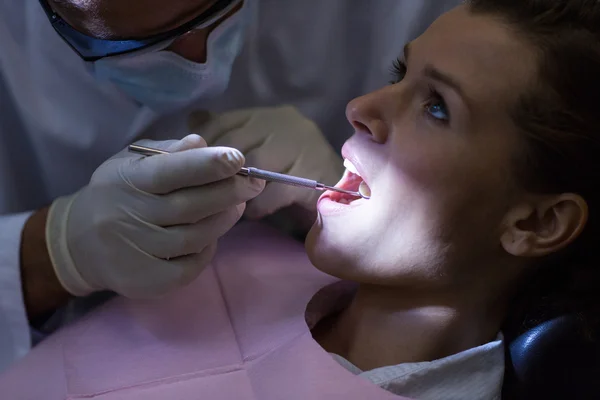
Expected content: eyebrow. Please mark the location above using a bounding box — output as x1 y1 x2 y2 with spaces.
403 42 467 100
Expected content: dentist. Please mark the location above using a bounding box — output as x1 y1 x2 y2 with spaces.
0 0 459 372
0 0 347 372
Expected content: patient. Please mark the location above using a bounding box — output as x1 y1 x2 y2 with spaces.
308 0 600 395
2 0 600 399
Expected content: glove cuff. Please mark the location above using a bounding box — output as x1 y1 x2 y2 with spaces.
46 194 96 297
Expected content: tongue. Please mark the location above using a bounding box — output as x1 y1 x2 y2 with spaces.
329 171 364 202
339 172 361 193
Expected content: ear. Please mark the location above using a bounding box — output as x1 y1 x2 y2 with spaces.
500 194 588 257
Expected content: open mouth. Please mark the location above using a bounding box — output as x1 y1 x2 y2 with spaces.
328 159 372 205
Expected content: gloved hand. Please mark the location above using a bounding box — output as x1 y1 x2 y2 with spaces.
189 106 344 219
46 135 264 299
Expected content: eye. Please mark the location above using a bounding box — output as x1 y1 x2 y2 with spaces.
424 86 450 124
389 58 407 84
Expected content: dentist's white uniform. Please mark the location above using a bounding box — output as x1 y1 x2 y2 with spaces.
0 0 460 371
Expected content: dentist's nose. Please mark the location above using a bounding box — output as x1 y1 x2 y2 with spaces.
167 30 210 63
166 0 243 63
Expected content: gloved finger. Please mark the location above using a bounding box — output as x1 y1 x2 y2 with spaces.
210 124 270 155
134 135 208 153
134 138 179 152
244 182 298 220
171 241 218 289
165 134 208 152
116 136 207 163
190 108 254 144
211 105 317 152
126 146 246 194
117 243 218 299
106 139 180 162
146 204 246 259
242 144 295 174
148 176 262 226
279 158 325 210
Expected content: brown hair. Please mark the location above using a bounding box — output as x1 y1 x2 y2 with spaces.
467 0 600 339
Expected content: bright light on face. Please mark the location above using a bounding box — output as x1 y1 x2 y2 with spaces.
306 5 537 293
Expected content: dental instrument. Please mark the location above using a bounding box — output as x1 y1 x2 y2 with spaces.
128 144 370 199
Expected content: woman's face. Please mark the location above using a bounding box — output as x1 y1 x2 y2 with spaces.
306 5 538 290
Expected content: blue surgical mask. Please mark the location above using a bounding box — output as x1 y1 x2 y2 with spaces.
93 2 248 113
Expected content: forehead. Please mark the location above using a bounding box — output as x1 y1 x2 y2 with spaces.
52 0 216 37
412 5 537 115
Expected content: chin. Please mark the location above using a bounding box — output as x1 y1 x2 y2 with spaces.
305 218 327 271
306 220 338 274
305 218 360 281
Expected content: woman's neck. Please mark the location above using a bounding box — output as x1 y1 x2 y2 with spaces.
313 283 504 371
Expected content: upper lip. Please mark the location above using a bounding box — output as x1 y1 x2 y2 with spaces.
341 142 369 186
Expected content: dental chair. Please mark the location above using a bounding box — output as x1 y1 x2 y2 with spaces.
502 315 600 399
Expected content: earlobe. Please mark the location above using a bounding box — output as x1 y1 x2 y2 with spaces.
500 194 588 258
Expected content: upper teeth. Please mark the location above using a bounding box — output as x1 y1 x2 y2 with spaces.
343 159 361 177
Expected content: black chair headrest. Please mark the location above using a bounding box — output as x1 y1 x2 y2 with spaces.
504 315 600 399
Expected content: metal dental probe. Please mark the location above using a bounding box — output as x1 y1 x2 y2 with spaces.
128 144 371 200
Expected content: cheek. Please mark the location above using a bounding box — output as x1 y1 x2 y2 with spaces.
306 194 443 284
306 204 452 286
306 169 511 285
305 212 371 280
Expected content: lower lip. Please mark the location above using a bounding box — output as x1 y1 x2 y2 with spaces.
317 193 364 216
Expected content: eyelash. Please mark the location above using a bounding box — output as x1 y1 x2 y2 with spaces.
389 57 450 126
389 58 407 84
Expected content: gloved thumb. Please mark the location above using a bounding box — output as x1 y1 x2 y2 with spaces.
131 135 208 156
188 109 253 145
166 134 208 152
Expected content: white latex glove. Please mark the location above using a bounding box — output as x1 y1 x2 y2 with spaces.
46 135 264 299
189 106 344 219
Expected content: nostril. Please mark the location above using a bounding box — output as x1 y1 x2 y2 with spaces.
352 120 370 133
352 121 373 136
345 95 384 141
353 118 387 144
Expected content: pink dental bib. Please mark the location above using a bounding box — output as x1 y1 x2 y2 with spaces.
0 222 411 399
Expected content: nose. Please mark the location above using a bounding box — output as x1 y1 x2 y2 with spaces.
345 89 391 144
167 29 210 63
166 0 243 63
